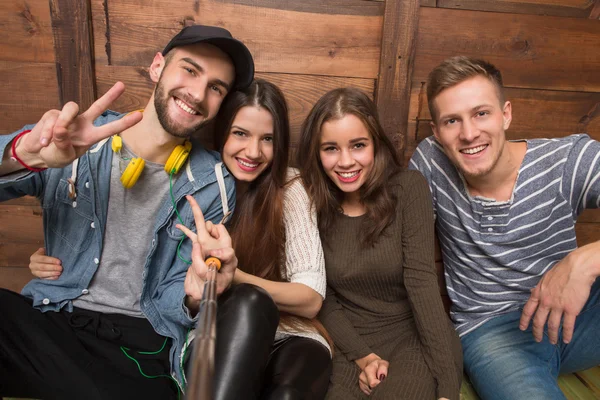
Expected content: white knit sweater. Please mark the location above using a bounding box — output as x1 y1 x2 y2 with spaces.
273 169 330 354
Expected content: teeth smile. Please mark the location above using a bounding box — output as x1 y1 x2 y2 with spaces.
338 171 359 178
461 145 487 155
174 98 198 115
238 159 259 168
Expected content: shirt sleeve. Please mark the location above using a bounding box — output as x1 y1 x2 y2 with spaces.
562 134 600 217
282 174 326 298
401 171 461 399
408 137 438 219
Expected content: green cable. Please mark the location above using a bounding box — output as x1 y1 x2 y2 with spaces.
137 337 168 355
120 345 181 400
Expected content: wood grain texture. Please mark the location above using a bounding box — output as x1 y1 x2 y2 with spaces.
406 86 600 148
94 65 375 147
375 0 420 159
0 204 44 244
0 61 60 134
0 0 55 63
437 0 597 18
208 0 384 16
50 0 96 109
414 7 600 92
0 242 43 268
579 209 600 223
0 267 32 292
90 0 382 78
576 223 600 247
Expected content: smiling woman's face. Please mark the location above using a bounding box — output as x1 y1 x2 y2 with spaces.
222 106 275 182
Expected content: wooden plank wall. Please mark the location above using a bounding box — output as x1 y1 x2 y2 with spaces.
0 0 58 289
1 0 599 292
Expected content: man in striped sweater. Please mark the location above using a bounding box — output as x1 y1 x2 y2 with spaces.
409 56 600 400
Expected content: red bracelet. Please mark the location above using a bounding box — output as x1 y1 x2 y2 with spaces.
10 130 47 172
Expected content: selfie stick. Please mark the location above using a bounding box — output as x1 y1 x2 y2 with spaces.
185 256 221 400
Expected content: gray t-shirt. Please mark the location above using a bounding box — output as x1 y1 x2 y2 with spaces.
73 143 170 317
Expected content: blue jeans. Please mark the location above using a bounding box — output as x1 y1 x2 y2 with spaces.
461 279 600 400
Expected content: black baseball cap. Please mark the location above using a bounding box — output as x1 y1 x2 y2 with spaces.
162 25 254 90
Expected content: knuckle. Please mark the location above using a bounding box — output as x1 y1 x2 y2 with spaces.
540 298 553 308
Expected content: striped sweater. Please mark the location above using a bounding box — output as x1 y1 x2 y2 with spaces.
409 134 600 336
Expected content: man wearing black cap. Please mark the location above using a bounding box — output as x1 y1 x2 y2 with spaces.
0 25 278 399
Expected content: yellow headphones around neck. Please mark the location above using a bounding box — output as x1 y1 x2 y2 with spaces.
111 110 192 188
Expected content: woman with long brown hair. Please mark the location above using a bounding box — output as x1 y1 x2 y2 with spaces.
297 88 462 399
212 78 332 399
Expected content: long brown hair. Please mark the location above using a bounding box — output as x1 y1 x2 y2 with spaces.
297 87 402 247
215 79 332 347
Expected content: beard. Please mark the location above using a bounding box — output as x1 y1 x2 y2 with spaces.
154 79 210 138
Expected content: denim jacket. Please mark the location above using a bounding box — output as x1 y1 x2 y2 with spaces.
0 111 236 387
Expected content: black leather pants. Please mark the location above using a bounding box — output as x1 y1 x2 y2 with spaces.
186 283 332 400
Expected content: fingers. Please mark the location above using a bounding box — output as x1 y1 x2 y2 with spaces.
206 247 236 267
205 221 218 239
92 109 142 144
376 362 388 382
184 265 204 302
547 309 563 344
520 289 540 331
532 304 550 342
31 267 63 279
190 241 207 277
364 364 381 388
82 82 126 122
39 111 60 148
358 372 372 396
213 224 231 245
175 223 198 242
185 195 210 243
562 313 577 344
53 102 80 150
29 248 62 279
30 247 62 265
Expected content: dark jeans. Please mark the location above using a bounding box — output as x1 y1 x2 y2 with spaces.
0 288 177 400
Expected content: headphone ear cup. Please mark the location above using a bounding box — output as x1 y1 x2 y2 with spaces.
120 158 145 188
164 141 192 175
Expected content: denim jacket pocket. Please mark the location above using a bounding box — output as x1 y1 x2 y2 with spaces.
48 179 95 252
165 203 195 240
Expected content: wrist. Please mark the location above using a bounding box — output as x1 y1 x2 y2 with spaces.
569 242 600 282
12 131 47 171
233 269 247 284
